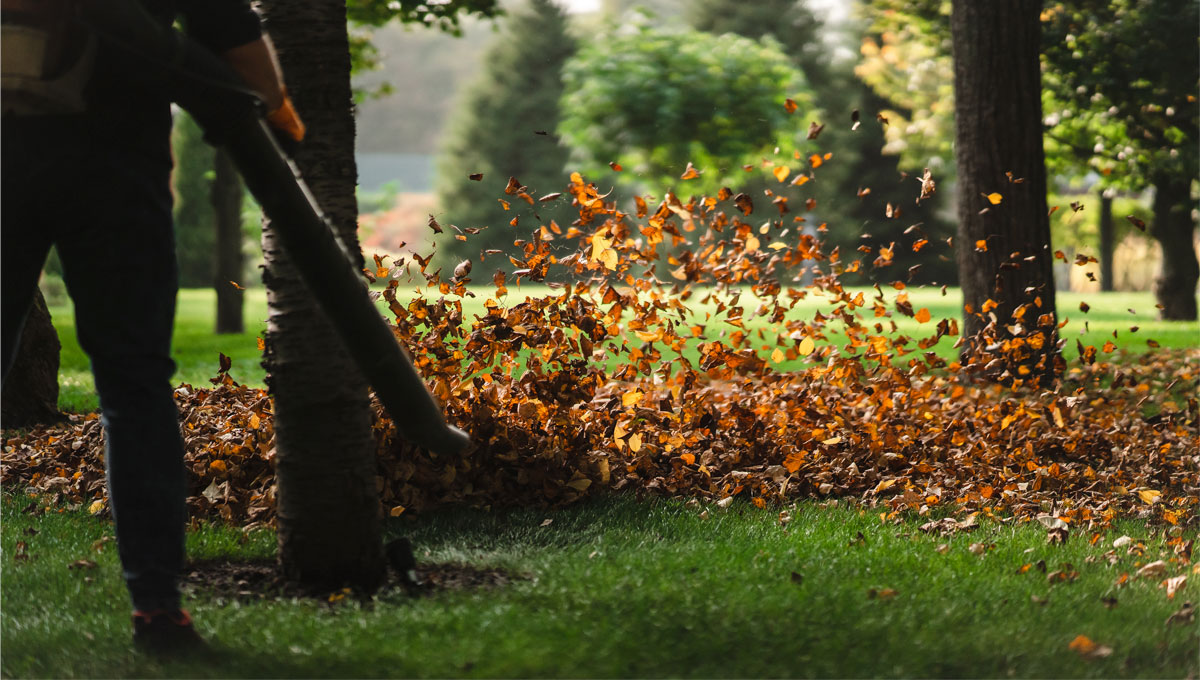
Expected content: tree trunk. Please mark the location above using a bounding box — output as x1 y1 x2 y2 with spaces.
1098 190 1114 292
213 148 246 334
1 289 64 427
951 0 1060 386
256 0 385 592
1151 173 1198 320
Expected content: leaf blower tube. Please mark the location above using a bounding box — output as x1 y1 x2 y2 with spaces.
73 0 471 457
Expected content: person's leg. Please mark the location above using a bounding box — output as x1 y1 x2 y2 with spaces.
56 146 187 614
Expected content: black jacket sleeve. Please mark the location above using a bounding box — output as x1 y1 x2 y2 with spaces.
177 0 263 53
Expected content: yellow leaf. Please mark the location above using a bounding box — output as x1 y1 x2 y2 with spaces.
768 242 788 250
822 437 841 445
567 476 592 492
873 478 897 494
986 192 1003 204
248 413 261 430
771 348 785 364
1138 489 1162 505
773 165 790 182
599 248 618 271
1052 405 1065 428
621 389 644 408
791 174 810 186
389 505 406 517
628 433 642 452
209 459 227 473
88 499 105 515
745 235 760 253
798 336 816 356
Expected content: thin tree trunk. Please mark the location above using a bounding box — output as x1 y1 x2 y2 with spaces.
1098 190 1114 292
1151 173 1198 320
951 0 1060 386
1 289 64 427
256 0 385 592
213 148 245 334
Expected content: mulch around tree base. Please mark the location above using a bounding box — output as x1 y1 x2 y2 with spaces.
182 558 522 604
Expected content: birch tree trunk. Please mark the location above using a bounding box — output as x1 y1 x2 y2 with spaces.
255 0 385 592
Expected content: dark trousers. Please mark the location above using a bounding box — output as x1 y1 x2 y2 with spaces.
2 117 186 612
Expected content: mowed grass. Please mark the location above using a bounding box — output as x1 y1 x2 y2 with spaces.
1 494 1195 678
46 286 1197 412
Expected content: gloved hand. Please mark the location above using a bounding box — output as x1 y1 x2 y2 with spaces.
265 86 305 155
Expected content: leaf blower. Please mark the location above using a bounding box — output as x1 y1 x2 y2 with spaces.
4 0 471 456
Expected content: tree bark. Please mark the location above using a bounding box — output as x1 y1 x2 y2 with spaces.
1150 173 1198 320
213 147 245 334
1098 190 1114 292
256 0 385 592
951 0 1060 386
1 289 64 427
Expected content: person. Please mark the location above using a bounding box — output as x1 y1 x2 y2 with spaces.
1 0 302 653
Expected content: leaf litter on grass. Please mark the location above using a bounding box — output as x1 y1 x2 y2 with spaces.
4 162 1198 548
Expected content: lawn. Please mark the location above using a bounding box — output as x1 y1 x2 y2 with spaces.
1 494 1195 678
10 284 1197 677
45 286 1198 413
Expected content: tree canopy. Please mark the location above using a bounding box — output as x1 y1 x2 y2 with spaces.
559 21 811 196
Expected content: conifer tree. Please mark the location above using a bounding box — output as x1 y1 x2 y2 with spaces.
433 0 577 276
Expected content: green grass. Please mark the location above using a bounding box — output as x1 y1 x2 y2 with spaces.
1 494 1195 678
46 286 1197 413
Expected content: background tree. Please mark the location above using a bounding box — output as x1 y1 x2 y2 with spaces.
434 0 578 275
1041 0 1199 319
212 148 245 333
951 0 1059 384
559 22 809 198
171 112 218 288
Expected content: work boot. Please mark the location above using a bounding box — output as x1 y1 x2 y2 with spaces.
132 609 207 655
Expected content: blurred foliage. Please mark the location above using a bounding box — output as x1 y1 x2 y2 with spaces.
857 0 1198 191
171 111 218 288
854 0 953 173
346 0 502 34
686 0 957 285
559 19 810 197
1041 0 1199 190
434 0 578 275
346 0 503 101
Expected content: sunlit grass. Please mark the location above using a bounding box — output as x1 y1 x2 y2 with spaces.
2 494 1195 678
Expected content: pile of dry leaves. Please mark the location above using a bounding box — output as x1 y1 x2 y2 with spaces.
3 162 1197 532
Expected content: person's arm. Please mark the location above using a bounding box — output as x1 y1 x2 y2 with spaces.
222 35 285 112
221 35 305 142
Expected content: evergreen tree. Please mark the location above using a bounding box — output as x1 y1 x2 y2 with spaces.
688 0 957 285
434 0 578 277
170 111 217 288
